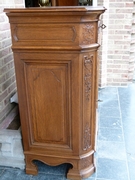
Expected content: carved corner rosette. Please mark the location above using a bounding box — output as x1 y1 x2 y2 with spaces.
82 24 95 45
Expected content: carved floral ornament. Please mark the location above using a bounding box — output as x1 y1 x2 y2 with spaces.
83 122 91 150
84 55 93 101
83 54 93 151
82 24 95 44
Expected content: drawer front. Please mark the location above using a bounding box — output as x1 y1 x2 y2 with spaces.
11 22 97 48
11 24 78 47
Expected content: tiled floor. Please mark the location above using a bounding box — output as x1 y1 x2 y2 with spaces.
0 83 135 180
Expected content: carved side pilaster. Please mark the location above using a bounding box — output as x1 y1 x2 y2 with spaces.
83 54 93 151
84 55 93 101
83 122 91 150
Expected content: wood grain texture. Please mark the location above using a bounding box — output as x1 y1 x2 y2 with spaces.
5 6 106 180
26 60 71 148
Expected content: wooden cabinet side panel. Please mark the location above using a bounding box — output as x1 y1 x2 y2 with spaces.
81 51 97 153
13 53 30 150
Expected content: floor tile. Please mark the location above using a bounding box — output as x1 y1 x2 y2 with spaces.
99 89 118 102
99 87 118 94
99 116 122 129
100 107 120 118
119 94 135 119
127 160 135 180
127 153 135 180
118 84 135 99
97 158 129 180
118 83 135 180
0 169 4 176
84 178 95 180
34 161 68 175
96 179 112 180
0 168 31 180
121 109 135 120
124 127 135 154
120 120 135 154
31 173 64 180
96 179 114 180
99 99 119 108
96 179 111 180
0 166 11 169
118 84 135 119
122 117 135 131
127 152 135 162
97 141 126 160
98 127 123 142
84 172 96 179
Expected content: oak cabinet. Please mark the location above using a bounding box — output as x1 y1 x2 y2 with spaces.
4 7 105 179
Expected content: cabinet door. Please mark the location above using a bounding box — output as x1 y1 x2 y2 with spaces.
27 63 69 146
14 53 73 152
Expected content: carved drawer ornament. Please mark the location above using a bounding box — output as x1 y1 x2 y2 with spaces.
84 55 93 101
13 25 18 42
82 24 94 44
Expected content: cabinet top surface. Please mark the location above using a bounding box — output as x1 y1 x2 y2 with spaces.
4 6 106 13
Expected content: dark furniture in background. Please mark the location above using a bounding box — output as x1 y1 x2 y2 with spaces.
25 0 92 7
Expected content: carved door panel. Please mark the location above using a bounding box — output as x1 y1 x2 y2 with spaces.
15 53 81 153
14 53 73 152
26 63 70 148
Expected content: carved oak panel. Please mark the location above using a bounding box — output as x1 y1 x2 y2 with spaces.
83 54 93 151
80 23 96 45
24 61 71 149
12 24 77 46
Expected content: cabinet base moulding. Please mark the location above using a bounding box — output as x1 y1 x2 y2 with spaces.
25 153 95 180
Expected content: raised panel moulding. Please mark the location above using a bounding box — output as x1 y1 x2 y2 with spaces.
13 25 77 42
25 61 71 149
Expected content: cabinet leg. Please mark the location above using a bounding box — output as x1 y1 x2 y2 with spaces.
67 157 95 180
67 166 95 180
25 156 38 175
